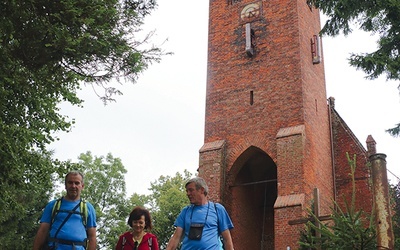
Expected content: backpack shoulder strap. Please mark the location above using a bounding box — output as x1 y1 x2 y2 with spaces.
80 199 88 227
51 198 63 225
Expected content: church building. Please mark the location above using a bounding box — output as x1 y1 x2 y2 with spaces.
197 1 374 249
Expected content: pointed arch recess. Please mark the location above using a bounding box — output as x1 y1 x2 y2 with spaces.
226 146 277 250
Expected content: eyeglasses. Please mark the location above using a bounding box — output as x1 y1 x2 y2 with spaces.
133 241 138 250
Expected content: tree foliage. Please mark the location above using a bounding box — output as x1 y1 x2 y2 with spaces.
299 154 376 249
0 0 165 243
0 151 56 249
1 0 164 169
309 0 400 136
76 151 129 250
310 0 400 81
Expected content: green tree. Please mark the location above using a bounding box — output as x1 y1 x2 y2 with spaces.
0 0 166 243
299 154 376 249
76 151 129 250
127 193 152 209
0 151 56 249
147 170 193 249
309 0 400 136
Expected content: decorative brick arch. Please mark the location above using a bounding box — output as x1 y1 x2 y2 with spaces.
226 145 274 185
226 135 276 173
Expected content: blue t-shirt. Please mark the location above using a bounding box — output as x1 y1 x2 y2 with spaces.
40 198 97 250
174 202 233 250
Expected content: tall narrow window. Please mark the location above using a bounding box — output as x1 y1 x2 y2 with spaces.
246 23 255 57
250 91 254 105
311 35 321 64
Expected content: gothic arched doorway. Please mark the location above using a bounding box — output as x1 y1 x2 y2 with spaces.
228 146 277 250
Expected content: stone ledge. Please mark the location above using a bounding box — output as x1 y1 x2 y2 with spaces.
274 193 305 209
199 140 226 153
276 125 305 139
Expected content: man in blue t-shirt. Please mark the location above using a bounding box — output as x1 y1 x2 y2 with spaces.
33 171 97 250
166 177 234 250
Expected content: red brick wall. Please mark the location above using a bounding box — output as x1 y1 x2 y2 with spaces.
275 204 305 249
230 182 265 249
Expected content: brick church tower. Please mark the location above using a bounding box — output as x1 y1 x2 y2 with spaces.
197 0 373 249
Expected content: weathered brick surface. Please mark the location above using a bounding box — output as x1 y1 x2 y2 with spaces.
199 0 373 249
198 140 226 202
330 107 373 214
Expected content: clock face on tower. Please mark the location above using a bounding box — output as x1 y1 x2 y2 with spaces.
240 3 261 21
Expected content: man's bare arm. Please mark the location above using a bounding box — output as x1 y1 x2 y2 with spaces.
86 227 97 250
221 229 234 250
32 223 50 250
165 227 184 250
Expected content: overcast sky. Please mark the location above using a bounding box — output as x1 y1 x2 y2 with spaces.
49 1 400 195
